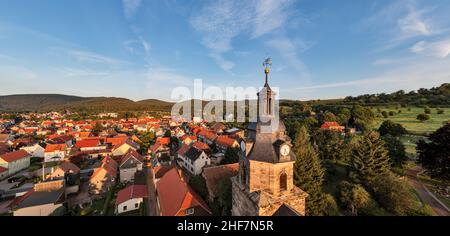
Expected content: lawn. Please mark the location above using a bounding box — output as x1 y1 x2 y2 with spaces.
372 106 449 135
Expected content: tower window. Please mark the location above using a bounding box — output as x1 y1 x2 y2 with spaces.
280 172 287 191
268 98 272 115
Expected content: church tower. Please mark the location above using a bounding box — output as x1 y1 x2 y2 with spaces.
231 58 308 216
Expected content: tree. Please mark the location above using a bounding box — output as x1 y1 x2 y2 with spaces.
424 107 431 114
350 131 390 184
382 135 407 167
417 123 450 181
339 181 370 216
337 108 351 126
350 105 375 132
188 175 208 200
437 109 444 115
388 111 395 116
92 122 104 134
381 111 388 118
322 111 337 122
164 130 172 137
314 129 343 161
211 178 232 216
370 173 415 215
221 147 239 164
378 120 407 137
292 126 330 216
416 113 430 122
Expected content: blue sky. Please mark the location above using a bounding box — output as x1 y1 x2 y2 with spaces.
0 0 449 101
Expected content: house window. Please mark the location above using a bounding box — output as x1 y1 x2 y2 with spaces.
280 172 287 191
205 161 207 166
123 206 127 211
135 203 139 208
186 208 194 215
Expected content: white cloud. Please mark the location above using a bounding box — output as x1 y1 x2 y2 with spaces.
411 38 450 58
123 0 142 19
68 50 126 65
189 0 294 71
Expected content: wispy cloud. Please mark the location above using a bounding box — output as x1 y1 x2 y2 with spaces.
123 0 142 19
124 36 151 55
189 0 294 71
67 50 126 66
411 38 450 58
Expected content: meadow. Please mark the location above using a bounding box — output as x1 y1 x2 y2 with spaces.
372 106 449 135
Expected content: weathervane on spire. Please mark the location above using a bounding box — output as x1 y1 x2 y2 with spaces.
263 57 272 85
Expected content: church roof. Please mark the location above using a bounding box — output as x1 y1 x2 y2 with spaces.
246 131 295 163
272 204 302 216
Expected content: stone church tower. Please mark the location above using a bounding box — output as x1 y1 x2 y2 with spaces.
231 58 308 216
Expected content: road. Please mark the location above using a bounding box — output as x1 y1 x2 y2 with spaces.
145 167 157 216
406 166 450 216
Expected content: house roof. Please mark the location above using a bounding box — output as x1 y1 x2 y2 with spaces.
185 147 204 162
0 150 31 163
156 168 211 216
202 163 239 197
120 149 144 166
91 156 117 180
75 139 100 149
116 184 148 205
156 137 170 145
177 144 190 157
153 164 176 179
45 143 66 153
192 142 210 151
272 204 302 216
11 187 65 209
215 135 237 148
321 122 343 129
57 162 80 174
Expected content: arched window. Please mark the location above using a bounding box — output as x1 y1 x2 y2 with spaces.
280 172 287 191
242 165 247 186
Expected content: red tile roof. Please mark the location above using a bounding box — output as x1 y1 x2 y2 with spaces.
177 144 190 157
202 163 239 198
156 137 170 145
75 139 100 149
45 144 66 152
320 122 344 131
215 135 237 148
116 184 148 205
0 150 31 163
156 168 211 216
192 142 210 151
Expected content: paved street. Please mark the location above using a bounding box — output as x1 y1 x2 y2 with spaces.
145 167 157 216
406 166 450 216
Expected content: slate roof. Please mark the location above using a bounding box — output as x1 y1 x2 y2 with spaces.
272 204 302 216
184 147 203 162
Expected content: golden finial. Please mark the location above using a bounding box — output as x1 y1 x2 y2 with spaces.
263 57 272 85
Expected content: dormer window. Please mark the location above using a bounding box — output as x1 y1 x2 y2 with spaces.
186 208 194 215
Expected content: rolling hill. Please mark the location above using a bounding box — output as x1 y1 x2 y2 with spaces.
0 94 174 112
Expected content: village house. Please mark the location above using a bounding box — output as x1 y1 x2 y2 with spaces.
20 143 45 158
215 135 239 153
119 149 144 183
111 139 140 157
115 184 148 215
49 161 80 180
89 156 118 195
44 144 67 163
155 167 211 216
178 146 210 175
149 142 171 164
0 150 31 177
211 123 226 134
11 180 66 216
180 135 197 146
320 121 345 133
75 139 106 152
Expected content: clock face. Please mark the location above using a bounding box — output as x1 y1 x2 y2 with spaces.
280 144 290 156
240 141 246 152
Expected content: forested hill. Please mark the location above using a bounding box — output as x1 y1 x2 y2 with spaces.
0 94 173 112
342 83 450 106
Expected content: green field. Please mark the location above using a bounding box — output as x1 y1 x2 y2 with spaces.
373 107 449 135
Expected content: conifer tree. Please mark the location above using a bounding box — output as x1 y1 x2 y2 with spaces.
293 126 329 216
351 131 390 185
